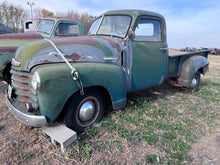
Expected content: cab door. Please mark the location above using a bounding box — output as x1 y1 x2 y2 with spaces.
130 16 168 91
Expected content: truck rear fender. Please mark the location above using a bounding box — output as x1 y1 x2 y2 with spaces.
177 55 209 87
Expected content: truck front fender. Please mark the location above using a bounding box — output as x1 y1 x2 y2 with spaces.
34 63 127 121
177 55 209 87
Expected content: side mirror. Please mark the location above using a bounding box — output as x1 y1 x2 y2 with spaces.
128 29 135 39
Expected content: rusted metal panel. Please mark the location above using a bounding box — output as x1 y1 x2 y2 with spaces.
177 55 209 87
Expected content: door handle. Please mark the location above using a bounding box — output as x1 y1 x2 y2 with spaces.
160 47 168 51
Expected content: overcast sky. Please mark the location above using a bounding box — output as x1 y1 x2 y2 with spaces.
7 0 220 48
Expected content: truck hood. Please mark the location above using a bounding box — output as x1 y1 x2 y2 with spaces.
14 36 126 72
0 32 44 50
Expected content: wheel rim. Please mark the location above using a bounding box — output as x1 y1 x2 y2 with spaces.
190 77 197 89
76 96 100 127
79 101 95 122
190 73 200 91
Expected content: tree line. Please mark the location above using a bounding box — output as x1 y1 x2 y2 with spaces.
0 0 95 34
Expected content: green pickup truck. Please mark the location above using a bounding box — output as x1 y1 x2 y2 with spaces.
6 10 209 133
0 17 83 83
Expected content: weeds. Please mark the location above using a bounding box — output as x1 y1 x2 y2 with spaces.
146 154 158 164
18 152 35 163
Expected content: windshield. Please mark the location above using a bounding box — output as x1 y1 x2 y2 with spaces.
88 17 101 35
88 15 131 38
37 19 55 34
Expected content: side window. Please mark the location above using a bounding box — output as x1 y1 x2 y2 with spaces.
134 19 161 41
56 23 79 36
25 22 33 30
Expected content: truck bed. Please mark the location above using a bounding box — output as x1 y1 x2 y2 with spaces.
168 49 187 56
167 49 210 78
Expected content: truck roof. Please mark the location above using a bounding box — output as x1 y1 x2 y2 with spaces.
41 16 81 22
102 9 164 19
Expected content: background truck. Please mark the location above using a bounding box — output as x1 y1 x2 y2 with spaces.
24 18 42 33
6 10 209 133
0 17 83 83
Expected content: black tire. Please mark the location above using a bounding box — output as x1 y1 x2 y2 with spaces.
189 71 200 92
63 88 105 133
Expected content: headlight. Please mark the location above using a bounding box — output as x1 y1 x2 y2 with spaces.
31 72 40 90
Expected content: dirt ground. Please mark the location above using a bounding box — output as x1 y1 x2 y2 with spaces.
0 92 220 165
190 128 220 165
0 92 161 164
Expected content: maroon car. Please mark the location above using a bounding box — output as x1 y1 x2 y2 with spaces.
210 49 220 55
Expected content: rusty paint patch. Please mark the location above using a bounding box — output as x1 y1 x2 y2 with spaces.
102 38 121 52
17 95 32 101
14 81 31 88
42 60 53 63
17 89 32 94
65 53 81 61
13 74 31 81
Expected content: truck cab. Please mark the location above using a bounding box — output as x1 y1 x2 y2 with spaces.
36 17 83 38
6 10 209 133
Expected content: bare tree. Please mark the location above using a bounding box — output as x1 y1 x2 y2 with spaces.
33 7 54 18
79 12 94 35
65 10 80 20
0 0 28 32
42 9 54 17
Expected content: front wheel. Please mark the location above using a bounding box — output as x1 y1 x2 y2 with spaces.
189 71 201 92
63 89 105 133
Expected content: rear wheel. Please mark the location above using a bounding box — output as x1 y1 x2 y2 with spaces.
189 71 200 92
63 89 105 133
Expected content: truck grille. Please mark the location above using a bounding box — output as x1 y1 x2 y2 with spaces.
10 67 38 109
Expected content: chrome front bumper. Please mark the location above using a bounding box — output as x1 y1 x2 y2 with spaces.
6 95 47 127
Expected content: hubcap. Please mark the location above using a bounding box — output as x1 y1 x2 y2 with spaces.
190 78 197 88
79 101 95 122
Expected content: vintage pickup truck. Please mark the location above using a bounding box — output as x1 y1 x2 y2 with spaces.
6 10 209 133
0 17 83 83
